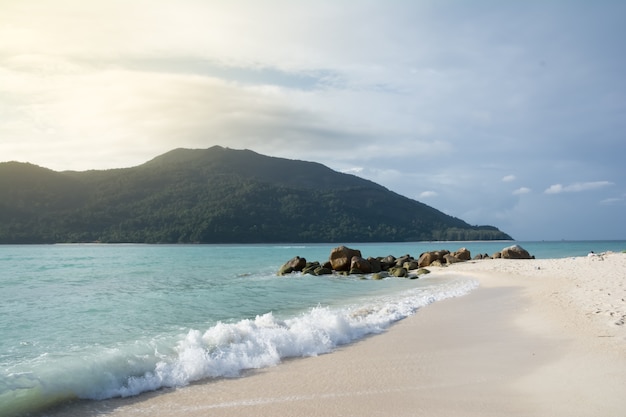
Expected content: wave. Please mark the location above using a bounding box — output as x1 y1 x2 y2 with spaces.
0 276 477 416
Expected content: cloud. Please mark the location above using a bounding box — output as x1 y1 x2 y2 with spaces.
1 1 624 240
513 187 531 195
600 195 625 205
544 181 613 194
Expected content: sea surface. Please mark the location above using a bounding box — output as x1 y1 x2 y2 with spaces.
1 240 624 416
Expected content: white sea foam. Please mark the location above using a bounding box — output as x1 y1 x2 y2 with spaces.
0 276 477 416
92 276 478 399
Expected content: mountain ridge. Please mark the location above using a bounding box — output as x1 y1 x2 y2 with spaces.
0 147 512 243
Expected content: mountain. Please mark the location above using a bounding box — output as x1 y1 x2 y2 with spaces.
0 146 512 243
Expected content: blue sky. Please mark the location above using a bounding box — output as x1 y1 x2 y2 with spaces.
1 0 624 241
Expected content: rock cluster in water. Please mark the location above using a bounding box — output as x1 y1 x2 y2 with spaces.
277 244 533 278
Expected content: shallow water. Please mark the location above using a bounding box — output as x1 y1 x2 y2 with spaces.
1 241 624 416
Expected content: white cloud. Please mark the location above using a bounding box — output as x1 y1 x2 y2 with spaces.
513 187 531 195
0 0 624 240
544 181 613 194
600 196 625 205
341 167 364 175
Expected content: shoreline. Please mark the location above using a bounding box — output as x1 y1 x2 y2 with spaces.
44 253 626 416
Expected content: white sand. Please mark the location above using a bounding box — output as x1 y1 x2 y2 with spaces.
46 252 626 417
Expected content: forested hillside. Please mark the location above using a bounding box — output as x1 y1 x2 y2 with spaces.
0 146 512 243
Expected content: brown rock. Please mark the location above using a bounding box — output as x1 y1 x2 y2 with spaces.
350 256 372 274
367 257 382 273
277 256 307 275
444 254 462 264
418 250 449 267
500 245 532 259
453 247 471 261
329 246 362 271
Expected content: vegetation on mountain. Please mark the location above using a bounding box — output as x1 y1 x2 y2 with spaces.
0 146 512 243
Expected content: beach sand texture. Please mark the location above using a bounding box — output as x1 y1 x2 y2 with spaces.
47 252 626 417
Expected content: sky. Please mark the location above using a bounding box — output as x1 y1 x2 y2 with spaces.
1 0 625 241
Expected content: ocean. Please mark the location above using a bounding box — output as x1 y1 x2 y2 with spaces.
1 240 624 416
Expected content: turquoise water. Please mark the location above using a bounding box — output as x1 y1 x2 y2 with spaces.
1 241 624 416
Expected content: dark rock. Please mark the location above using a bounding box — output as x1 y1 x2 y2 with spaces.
367 257 382 273
395 254 412 267
302 261 320 275
314 266 332 275
418 250 449 267
372 271 389 280
351 256 372 274
444 254 462 264
403 260 419 270
278 256 307 275
382 255 396 265
390 267 408 277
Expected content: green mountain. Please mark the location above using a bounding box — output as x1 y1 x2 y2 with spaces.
0 146 512 243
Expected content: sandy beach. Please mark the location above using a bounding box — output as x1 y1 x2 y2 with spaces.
47 251 626 417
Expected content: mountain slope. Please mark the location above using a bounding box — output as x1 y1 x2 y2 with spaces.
0 147 512 243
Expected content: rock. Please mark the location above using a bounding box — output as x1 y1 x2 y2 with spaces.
395 255 412 267
380 255 395 271
444 254 462 264
351 256 372 274
453 247 471 261
382 255 396 264
314 266 332 275
329 245 362 271
278 256 307 275
372 271 389 280
418 250 449 267
367 257 382 273
416 268 431 276
403 260 419 270
418 252 437 268
302 261 321 275
390 266 408 277
492 252 502 259
500 244 532 259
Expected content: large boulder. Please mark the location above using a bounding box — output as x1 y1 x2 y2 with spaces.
444 254 462 265
500 245 532 259
329 246 362 271
367 257 382 273
350 256 372 274
453 247 471 261
278 256 307 275
418 250 450 267
380 255 396 271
